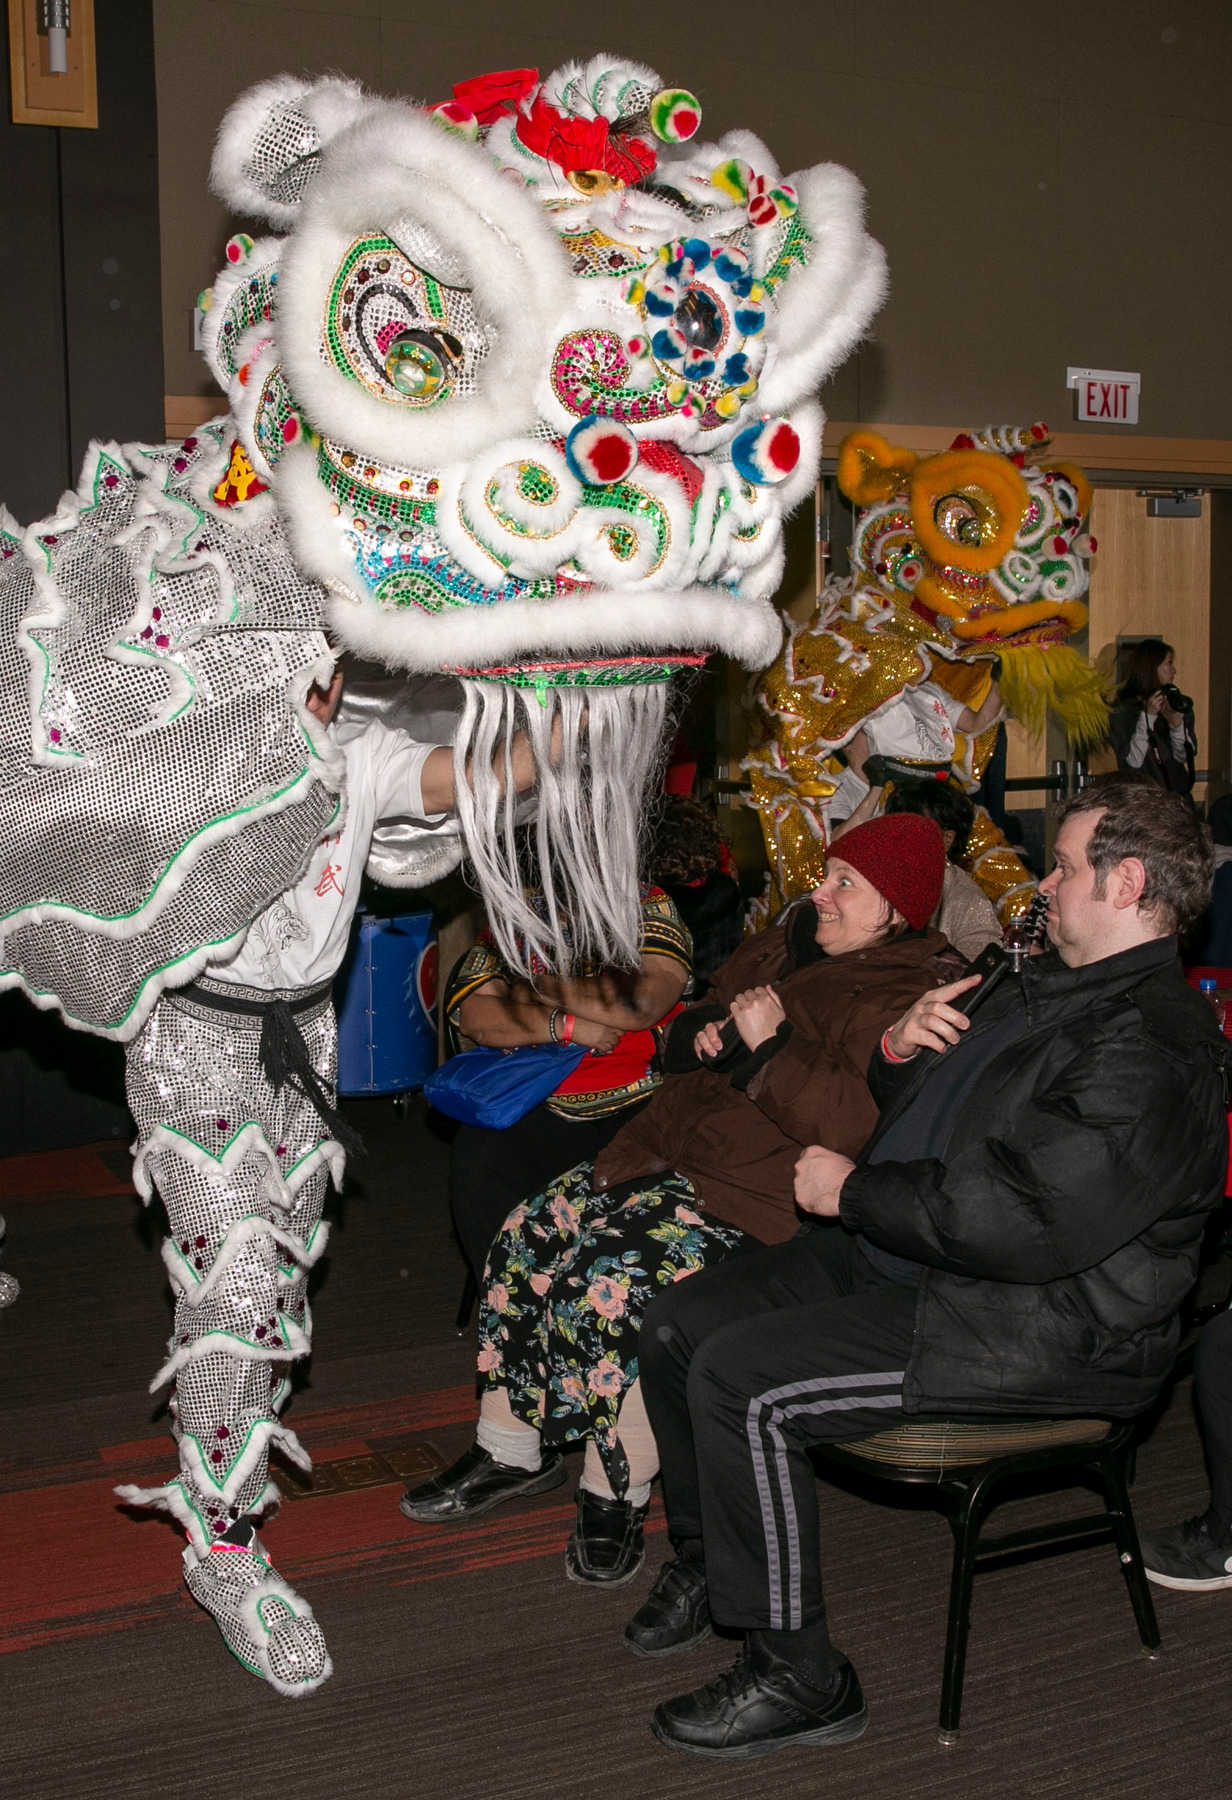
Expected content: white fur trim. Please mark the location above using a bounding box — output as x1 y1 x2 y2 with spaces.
161 1214 331 1304
435 439 585 581
275 102 573 468
149 1314 313 1393
200 234 285 390
115 1475 283 1554
132 1119 345 1211
755 163 888 416
210 75 371 226
179 1418 312 1505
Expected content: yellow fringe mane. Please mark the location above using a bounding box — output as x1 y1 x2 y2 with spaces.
996 642 1111 748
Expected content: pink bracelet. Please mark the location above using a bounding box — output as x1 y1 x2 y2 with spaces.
880 1028 916 1064
560 1012 575 1045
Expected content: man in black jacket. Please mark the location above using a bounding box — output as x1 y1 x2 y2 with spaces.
629 778 1227 1760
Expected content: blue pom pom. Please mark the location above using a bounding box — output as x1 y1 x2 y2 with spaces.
723 351 751 386
643 288 675 317
680 237 712 270
651 328 685 362
734 306 766 337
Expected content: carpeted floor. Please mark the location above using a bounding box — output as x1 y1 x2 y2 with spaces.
3 1097 1231 1800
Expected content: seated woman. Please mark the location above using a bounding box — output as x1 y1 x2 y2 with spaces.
834 775 1002 960
402 816 959 1586
444 884 693 1282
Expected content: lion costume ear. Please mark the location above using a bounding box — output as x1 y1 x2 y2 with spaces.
836 429 918 505
210 75 374 225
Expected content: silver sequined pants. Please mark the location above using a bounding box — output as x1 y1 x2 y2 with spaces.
125 977 342 1542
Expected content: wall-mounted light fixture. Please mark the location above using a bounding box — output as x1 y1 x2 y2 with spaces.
7 0 96 128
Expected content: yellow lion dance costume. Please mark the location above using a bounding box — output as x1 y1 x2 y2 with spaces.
745 423 1108 923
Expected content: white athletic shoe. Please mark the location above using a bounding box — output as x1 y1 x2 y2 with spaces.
183 1536 333 1696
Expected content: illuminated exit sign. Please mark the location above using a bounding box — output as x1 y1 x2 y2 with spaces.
1066 367 1140 424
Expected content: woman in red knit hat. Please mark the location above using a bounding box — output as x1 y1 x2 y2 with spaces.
402 815 959 1586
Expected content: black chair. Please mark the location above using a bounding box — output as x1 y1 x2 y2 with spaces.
813 1416 1159 1745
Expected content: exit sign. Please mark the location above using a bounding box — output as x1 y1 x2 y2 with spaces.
1066 367 1140 424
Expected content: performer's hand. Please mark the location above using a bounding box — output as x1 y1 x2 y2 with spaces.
695 1017 728 1060
730 985 787 1051
885 973 983 1058
1145 691 1166 718
794 1144 854 1217
306 667 343 724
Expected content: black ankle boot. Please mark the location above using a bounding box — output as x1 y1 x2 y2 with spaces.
624 1544 711 1657
565 1488 649 1587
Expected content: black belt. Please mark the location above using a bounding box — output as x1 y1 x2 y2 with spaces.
178 979 364 1157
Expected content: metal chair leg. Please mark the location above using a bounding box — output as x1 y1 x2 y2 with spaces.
937 1473 995 1745
1098 1446 1161 1655
455 1266 477 1335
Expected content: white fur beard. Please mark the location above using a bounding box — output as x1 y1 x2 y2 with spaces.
451 680 670 976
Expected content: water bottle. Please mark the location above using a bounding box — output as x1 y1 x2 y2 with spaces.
1199 978 1227 1032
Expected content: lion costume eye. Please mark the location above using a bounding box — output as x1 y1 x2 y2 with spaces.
674 286 725 353
933 492 986 549
383 329 463 400
323 232 486 407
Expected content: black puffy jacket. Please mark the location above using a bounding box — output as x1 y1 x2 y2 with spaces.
839 936 1230 1418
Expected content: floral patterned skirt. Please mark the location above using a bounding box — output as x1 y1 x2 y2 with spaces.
478 1161 748 1496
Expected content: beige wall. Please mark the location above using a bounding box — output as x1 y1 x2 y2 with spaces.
156 0 1232 443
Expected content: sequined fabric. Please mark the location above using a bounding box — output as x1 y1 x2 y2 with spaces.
0 427 340 1039
126 981 339 1541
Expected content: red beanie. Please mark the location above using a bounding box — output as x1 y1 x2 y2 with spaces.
829 814 946 931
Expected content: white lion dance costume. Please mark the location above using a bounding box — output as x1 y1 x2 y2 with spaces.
0 57 886 1692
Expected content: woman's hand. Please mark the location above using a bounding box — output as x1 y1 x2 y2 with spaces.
694 1018 728 1061
571 1015 622 1054
794 1144 855 1217
1145 690 1166 718
730 985 787 1051
884 972 984 1058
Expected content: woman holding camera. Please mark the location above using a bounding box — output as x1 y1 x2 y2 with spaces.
1107 638 1196 798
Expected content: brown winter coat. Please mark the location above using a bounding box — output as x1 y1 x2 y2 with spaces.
592 913 960 1245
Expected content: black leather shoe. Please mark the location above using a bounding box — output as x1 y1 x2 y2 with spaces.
650 1637 868 1759
398 1441 567 1522
565 1488 649 1587
625 1548 711 1657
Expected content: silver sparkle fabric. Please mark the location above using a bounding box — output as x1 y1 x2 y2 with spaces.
0 426 342 1040
125 977 340 1541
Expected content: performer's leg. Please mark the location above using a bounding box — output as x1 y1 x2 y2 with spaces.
117 989 339 1696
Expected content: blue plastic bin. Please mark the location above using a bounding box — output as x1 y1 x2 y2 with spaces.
336 912 438 1097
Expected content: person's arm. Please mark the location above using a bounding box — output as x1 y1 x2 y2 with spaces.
839 1037 1216 1283
418 732 541 817
514 952 688 1031
458 978 621 1052
831 782 886 841
956 678 1002 737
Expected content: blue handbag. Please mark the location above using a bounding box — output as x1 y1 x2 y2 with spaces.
423 1042 587 1129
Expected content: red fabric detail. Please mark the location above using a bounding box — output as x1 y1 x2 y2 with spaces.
663 757 696 797
450 67 538 125
637 438 705 505
828 814 946 931
553 1003 685 1101
949 433 975 449
515 95 656 182
717 840 738 880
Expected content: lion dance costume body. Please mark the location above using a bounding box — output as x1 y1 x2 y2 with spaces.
0 58 887 1691
745 423 1108 922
